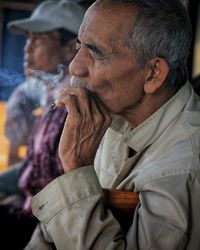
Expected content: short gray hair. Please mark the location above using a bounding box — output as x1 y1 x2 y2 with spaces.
98 0 192 88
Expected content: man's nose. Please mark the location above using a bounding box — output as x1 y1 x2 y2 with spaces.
24 39 33 53
69 50 89 77
24 33 35 53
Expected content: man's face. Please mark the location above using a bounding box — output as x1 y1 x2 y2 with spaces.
24 31 67 75
69 3 147 115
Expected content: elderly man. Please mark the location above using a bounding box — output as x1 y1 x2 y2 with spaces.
31 0 200 249
0 1 85 249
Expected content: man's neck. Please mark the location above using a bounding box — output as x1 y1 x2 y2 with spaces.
120 86 177 128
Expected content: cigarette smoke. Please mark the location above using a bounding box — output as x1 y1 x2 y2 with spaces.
32 64 66 88
0 68 24 100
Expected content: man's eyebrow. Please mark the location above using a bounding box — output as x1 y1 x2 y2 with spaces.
76 38 104 56
86 43 104 55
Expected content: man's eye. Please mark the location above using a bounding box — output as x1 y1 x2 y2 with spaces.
76 42 81 50
87 45 106 60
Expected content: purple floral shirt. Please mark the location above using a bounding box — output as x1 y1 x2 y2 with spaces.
18 88 67 212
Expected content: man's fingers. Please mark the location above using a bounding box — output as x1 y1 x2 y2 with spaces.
92 95 112 128
56 87 90 116
58 93 80 117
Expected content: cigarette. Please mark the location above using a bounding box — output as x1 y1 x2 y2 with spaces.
49 93 76 111
49 102 57 111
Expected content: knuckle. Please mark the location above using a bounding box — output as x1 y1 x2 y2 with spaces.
95 114 104 126
73 114 82 127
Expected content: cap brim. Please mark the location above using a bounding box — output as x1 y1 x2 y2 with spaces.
7 18 59 34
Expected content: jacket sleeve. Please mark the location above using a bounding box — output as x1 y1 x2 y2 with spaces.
24 224 55 250
31 166 191 250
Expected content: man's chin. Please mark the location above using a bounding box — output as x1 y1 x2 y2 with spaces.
24 68 35 77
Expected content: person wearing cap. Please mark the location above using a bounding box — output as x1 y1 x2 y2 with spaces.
27 0 200 249
0 1 85 249
5 0 85 165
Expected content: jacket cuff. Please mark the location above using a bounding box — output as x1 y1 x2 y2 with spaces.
32 165 102 223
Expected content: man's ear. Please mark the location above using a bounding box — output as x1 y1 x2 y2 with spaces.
144 58 169 94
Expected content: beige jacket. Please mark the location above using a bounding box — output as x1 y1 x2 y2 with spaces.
28 83 200 250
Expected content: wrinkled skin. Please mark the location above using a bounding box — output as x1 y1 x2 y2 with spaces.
58 87 111 172
57 3 144 172
57 2 172 172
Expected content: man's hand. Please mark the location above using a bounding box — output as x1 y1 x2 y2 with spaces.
57 87 112 173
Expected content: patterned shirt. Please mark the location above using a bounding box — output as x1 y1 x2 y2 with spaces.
18 80 68 213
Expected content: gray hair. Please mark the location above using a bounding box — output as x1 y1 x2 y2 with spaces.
98 0 192 88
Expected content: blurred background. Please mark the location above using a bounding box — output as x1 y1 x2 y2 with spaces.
0 0 94 170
